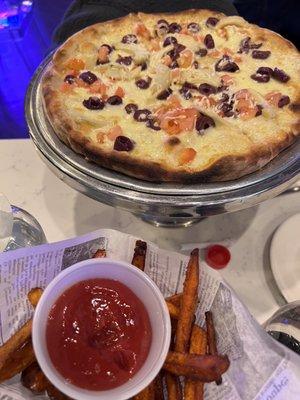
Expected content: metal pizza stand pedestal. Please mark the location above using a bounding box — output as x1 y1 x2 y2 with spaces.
26 57 300 227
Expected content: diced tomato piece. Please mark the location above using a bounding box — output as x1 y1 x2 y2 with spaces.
223 47 234 56
179 108 198 131
265 91 282 106
161 118 182 135
171 68 180 79
194 34 204 42
98 46 110 63
239 107 257 120
178 148 197 165
236 99 251 109
67 69 78 77
76 78 88 88
233 55 242 62
161 55 172 66
115 86 125 98
220 74 234 86
178 49 193 68
60 82 73 93
235 93 257 120
89 81 102 93
65 58 85 72
96 132 105 143
134 23 151 40
235 89 252 100
180 27 189 35
150 39 160 51
168 95 182 108
195 96 215 109
107 125 123 141
209 50 222 58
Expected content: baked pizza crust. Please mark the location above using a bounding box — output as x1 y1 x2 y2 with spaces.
42 9 300 183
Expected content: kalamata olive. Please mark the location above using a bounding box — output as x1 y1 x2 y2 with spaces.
217 84 228 92
116 56 132 65
196 114 215 132
167 137 181 146
256 66 273 76
135 77 152 89
220 93 229 102
219 102 234 117
175 43 186 53
250 41 262 49
179 82 197 99
157 19 168 25
107 95 123 105
169 60 179 69
238 37 251 53
64 75 76 84
157 88 173 100
125 103 138 114
204 34 215 49
193 61 199 69
82 96 105 110
272 67 290 83
289 103 300 112
168 22 182 33
139 62 147 71
156 19 169 36
167 44 185 60
114 136 134 151
79 71 98 84
238 37 262 53
215 56 239 72
252 50 271 59
133 109 151 122
167 48 178 60
206 17 219 27
146 119 161 130
163 36 177 47
179 87 192 99
195 48 208 57
255 104 263 116
278 95 290 108
183 81 198 90
199 83 217 95
96 58 109 65
100 44 113 53
121 34 138 44
251 73 270 83
187 22 200 33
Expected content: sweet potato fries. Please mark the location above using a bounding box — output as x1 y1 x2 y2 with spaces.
0 244 229 400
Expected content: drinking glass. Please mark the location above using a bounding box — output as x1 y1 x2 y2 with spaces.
0 193 46 251
264 301 300 355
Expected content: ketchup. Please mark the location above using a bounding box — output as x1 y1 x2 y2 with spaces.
205 244 231 269
46 279 152 390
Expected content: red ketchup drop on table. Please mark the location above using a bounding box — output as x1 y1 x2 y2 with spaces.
46 278 152 391
205 244 231 269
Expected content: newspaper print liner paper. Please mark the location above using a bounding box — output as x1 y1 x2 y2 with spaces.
0 229 299 400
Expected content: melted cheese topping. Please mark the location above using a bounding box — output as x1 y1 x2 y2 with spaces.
49 12 300 173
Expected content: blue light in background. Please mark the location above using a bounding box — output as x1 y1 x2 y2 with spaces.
0 0 70 139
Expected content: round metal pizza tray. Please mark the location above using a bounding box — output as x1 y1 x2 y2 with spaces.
26 56 300 226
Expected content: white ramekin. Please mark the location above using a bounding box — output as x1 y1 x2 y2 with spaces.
32 258 171 400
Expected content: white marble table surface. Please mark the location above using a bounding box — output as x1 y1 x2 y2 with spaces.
1 139 299 324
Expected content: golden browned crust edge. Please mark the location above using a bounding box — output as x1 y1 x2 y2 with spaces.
41 10 300 183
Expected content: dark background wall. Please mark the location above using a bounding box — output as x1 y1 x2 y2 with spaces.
0 0 298 140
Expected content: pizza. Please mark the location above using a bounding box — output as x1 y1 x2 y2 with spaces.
42 9 300 183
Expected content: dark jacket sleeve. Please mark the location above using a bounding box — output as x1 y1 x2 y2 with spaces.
53 0 238 47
